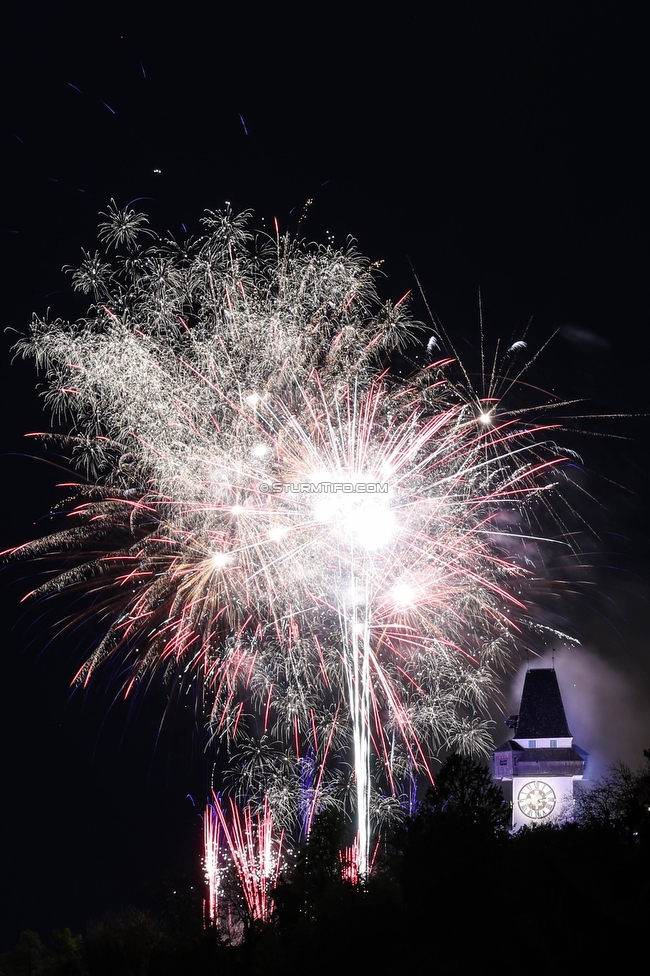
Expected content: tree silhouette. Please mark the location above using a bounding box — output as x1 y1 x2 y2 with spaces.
419 753 511 833
575 748 650 843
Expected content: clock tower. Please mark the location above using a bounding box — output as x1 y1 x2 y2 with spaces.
493 667 586 828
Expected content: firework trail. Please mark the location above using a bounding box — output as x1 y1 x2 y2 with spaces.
10 202 576 876
204 794 284 929
203 796 225 927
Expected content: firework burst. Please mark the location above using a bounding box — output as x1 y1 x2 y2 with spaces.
10 202 575 876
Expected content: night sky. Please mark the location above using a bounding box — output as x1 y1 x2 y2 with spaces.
1 4 648 947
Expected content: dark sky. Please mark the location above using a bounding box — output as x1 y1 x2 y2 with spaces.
1 3 648 947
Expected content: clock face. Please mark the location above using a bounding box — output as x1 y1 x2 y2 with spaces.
517 781 557 820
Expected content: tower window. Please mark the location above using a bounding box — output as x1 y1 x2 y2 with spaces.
528 740 536 748
550 739 558 748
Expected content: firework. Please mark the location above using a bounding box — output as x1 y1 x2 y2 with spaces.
11 202 573 876
203 795 226 927
204 794 284 930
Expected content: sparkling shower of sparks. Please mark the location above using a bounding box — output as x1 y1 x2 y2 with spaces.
204 794 284 928
9 202 579 877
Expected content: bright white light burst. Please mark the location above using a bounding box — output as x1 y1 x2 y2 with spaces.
12 202 577 879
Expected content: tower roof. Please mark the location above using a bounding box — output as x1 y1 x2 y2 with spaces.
515 668 572 738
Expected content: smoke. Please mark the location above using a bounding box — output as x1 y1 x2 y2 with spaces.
559 324 611 353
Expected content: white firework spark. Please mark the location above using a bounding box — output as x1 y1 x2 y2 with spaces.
11 202 575 876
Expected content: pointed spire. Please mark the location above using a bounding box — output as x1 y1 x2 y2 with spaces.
515 668 571 738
